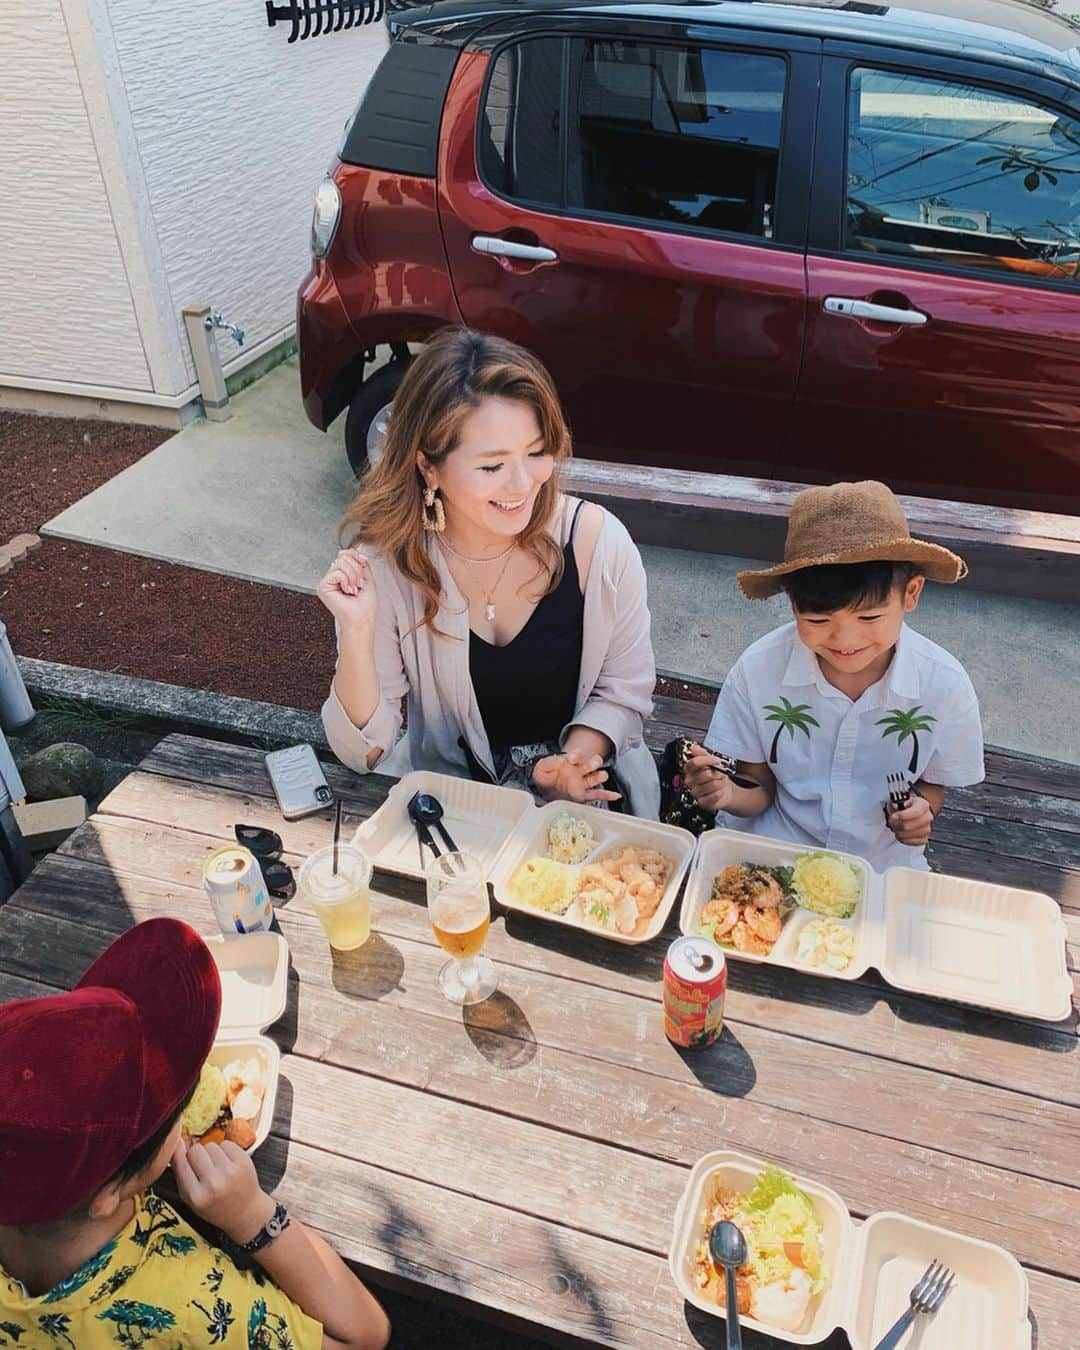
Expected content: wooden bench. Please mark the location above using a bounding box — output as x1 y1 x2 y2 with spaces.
563 459 1080 604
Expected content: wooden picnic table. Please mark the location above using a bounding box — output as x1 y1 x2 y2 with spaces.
1 728 1078 1348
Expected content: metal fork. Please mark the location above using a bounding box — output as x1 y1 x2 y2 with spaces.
886 771 912 813
873 1261 955 1349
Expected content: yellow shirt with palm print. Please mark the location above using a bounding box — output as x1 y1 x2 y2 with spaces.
0 1190 322 1349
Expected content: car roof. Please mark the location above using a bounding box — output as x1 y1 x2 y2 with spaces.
390 0 1080 84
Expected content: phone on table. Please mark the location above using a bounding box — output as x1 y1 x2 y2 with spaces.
265 744 335 820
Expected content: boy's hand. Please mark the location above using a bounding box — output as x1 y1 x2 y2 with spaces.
171 1139 276 1245
683 745 738 815
887 794 934 847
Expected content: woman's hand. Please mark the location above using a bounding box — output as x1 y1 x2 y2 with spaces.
171 1139 275 1246
317 548 378 633
532 750 621 804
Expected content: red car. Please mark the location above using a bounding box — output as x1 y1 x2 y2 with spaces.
299 0 1080 512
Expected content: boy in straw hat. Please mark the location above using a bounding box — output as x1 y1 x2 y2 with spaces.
0 916 390 1349
684 481 984 870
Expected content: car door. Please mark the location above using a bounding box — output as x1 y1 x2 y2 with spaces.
437 23 819 475
784 49 1080 512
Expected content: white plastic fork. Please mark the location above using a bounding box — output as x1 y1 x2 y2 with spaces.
873 1261 955 1349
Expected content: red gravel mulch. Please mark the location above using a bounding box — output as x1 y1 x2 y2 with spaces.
1 411 171 538
3 542 337 711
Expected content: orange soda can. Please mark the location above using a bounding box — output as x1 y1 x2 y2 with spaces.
663 935 727 1049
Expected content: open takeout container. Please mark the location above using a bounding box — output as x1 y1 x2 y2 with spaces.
670 1149 1031 1350
679 829 1072 1022
489 799 697 944
352 770 534 883
204 931 288 1150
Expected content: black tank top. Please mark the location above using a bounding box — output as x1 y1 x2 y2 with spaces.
469 503 586 751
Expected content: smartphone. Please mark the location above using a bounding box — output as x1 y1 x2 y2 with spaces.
265 744 335 820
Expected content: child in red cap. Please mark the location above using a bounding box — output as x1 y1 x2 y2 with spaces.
0 917 389 1349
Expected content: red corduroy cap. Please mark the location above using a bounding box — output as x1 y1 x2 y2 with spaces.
0 917 221 1225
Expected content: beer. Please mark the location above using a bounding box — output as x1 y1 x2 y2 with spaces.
425 851 498 1006
430 888 490 959
204 845 275 938
664 935 727 1049
299 843 373 951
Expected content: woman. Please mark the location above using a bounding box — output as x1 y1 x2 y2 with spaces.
317 328 659 817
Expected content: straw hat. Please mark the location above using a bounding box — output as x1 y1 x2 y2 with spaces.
737 480 968 600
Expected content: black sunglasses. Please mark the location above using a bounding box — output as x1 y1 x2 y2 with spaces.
235 824 295 900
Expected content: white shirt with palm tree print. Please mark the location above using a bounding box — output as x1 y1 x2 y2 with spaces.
704 622 984 871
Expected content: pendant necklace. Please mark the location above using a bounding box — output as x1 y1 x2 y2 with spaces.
440 536 517 622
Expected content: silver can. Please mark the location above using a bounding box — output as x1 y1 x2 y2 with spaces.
203 845 274 938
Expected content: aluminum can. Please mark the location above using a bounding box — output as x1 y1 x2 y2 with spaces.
663 935 727 1049
203 845 274 938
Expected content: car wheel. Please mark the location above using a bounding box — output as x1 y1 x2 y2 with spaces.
344 359 410 477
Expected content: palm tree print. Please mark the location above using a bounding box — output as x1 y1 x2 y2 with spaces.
877 704 937 775
193 1297 235 1344
36 1315 76 1349
763 697 820 764
248 1298 296 1350
95 1299 175 1347
152 1233 197 1259
0 1323 24 1346
89 1267 137 1304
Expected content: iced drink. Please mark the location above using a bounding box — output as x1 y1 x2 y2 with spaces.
299 843 372 951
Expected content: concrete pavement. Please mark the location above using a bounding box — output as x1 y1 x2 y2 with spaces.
44 358 1080 763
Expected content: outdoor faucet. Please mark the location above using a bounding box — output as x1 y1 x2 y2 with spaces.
203 311 245 346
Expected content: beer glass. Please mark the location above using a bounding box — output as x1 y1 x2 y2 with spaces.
425 851 496 1005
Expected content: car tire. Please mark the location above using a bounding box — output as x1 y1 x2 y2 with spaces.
344 358 411 477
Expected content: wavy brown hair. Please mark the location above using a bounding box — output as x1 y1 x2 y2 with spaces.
340 328 572 634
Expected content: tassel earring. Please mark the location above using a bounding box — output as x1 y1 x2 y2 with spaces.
423 484 446 533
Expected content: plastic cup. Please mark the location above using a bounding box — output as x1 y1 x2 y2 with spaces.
299 843 373 951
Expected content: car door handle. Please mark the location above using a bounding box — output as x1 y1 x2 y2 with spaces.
471 235 558 263
824 297 927 326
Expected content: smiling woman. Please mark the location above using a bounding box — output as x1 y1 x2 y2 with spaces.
316 328 660 817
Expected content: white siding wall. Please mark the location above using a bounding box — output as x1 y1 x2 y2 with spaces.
0 2 152 391
103 0 389 390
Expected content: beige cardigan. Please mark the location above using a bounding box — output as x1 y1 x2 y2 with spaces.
322 498 660 818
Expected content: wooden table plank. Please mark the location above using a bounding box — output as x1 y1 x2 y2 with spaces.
4 859 1079 1286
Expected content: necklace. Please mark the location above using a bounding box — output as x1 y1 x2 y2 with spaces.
439 536 516 565
440 537 517 622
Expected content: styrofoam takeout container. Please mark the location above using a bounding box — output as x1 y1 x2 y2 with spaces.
352 770 534 883
670 1149 1031 1350
204 932 288 1151
680 829 1071 1022
489 800 697 945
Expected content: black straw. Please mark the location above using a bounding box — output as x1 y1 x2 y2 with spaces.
332 798 342 875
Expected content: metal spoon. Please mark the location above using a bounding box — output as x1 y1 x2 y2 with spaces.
408 792 459 854
709 1220 748 1350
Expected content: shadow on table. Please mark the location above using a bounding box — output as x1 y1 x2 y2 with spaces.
684 1300 853 1348
540 1227 614 1337
676 1022 757 1098
500 907 664 987
259 1072 295 1194
725 959 1078 1053
463 991 537 1069
330 932 406 1002
365 1182 466 1294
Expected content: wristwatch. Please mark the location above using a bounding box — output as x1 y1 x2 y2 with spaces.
226 1202 290 1257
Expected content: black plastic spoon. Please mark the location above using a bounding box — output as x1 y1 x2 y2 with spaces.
407 792 459 855
709 1220 747 1350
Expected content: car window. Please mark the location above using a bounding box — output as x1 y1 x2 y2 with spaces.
478 38 562 205
846 68 1080 285
566 39 786 238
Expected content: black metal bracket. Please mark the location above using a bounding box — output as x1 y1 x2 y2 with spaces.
265 0 384 42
